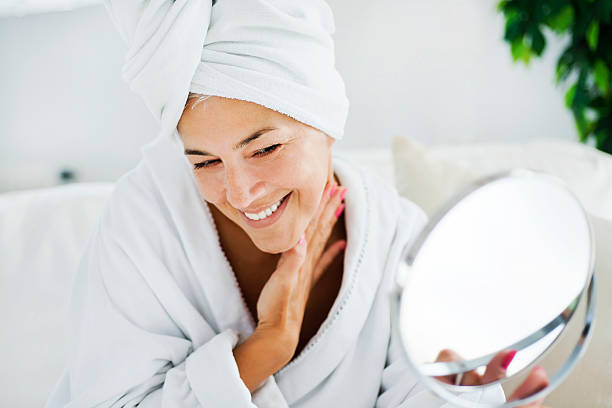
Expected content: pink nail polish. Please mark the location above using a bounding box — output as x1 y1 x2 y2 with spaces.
501 350 517 370
335 203 345 218
340 188 347 201
329 183 337 198
339 241 347 250
298 233 306 245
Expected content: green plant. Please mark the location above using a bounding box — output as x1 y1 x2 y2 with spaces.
498 0 612 154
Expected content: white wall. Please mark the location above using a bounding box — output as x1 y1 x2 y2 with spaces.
0 5 158 191
331 0 575 150
0 1 577 192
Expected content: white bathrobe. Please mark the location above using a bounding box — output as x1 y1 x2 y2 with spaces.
44 134 504 407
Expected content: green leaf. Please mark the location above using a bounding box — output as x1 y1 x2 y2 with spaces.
530 27 546 55
586 20 599 51
546 5 574 33
574 111 589 141
504 11 525 43
555 48 575 84
556 62 570 83
573 71 590 110
511 38 532 64
565 83 577 108
589 96 609 110
598 1 612 24
594 59 610 94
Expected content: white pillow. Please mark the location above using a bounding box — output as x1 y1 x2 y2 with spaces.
0 182 113 406
392 136 612 406
393 136 612 222
392 136 480 216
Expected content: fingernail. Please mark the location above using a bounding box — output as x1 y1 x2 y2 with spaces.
340 188 347 201
334 203 345 218
298 233 306 245
534 365 544 373
339 241 347 250
329 183 337 198
501 350 517 370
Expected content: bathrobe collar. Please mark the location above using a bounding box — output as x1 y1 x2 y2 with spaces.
141 133 395 404
271 151 382 404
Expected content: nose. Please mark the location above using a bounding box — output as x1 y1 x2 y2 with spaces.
224 164 265 211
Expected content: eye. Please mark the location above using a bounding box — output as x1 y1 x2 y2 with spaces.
193 159 220 169
193 144 281 170
253 144 281 157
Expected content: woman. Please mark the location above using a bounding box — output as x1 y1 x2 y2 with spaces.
45 0 549 407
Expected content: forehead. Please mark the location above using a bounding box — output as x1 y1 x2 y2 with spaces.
179 96 291 144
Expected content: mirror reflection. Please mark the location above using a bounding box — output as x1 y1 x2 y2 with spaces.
396 170 595 406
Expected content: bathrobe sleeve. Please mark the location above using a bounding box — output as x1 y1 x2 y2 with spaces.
375 198 507 407
45 222 262 408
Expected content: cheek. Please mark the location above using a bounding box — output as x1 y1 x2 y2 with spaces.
194 173 225 204
282 148 329 213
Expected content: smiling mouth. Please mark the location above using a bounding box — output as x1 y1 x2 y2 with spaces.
242 192 291 221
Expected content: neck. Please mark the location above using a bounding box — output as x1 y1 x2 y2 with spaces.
208 170 345 277
209 202 279 267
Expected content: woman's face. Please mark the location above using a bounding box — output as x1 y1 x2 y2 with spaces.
178 95 335 254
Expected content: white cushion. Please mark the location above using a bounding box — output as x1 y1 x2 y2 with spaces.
4 138 612 406
0 182 113 407
549 214 612 407
392 136 612 222
392 136 612 407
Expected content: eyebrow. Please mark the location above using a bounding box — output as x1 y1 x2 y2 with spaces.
184 127 277 156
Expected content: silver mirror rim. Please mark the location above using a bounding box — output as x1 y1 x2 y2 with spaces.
391 274 596 407
392 169 597 407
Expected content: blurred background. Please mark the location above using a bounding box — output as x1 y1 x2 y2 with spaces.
3 2 612 407
0 0 578 192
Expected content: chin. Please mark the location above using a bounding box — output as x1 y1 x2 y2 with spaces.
251 235 294 254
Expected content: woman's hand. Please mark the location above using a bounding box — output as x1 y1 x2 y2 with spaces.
434 349 550 407
254 178 347 360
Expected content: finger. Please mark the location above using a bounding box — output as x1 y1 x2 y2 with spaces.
276 232 308 272
434 349 462 385
481 349 517 384
460 370 482 385
305 180 337 240
311 240 346 286
508 366 549 407
315 185 346 237
307 186 346 263
460 370 483 386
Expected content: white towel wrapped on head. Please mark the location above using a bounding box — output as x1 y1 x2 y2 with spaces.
107 0 349 146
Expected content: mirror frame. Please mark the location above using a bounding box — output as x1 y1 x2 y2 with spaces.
391 169 597 407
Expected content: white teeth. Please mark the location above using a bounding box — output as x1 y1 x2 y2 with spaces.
244 196 285 221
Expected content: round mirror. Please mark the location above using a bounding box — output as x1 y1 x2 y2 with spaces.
392 169 596 407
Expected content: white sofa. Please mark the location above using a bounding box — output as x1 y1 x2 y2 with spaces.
1 138 610 407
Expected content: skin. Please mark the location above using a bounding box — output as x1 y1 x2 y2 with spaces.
435 349 551 407
177 95 549 405
178 95 338 257
178 94 348 391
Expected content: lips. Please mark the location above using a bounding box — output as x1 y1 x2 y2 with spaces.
242 192 290 221
240 191 292 228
